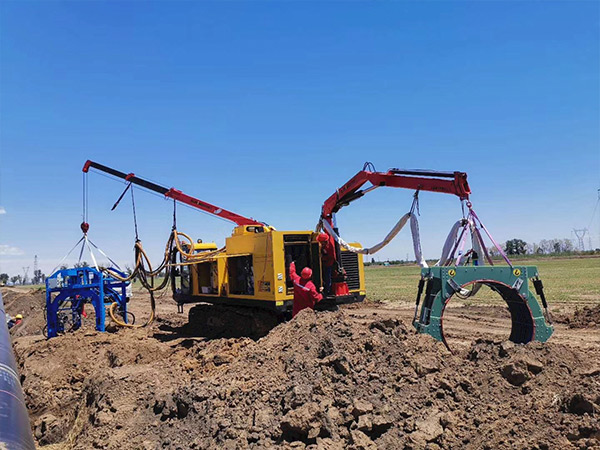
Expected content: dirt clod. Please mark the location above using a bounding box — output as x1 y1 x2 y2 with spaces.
351 399 373 418
501 362 531 386
280 402 322 442
34 413 62 445
413 412 444 443
563 394 597 416
349 429 377 450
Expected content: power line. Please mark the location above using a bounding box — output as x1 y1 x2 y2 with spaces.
588 189 600 230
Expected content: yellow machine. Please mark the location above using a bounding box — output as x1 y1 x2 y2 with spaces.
173 226 366 314
83 161 365 317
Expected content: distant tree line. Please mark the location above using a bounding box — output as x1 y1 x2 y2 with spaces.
0 271 46 286
0 262 94 286
500 238 595 256
0 261 138 286
365 237 599 266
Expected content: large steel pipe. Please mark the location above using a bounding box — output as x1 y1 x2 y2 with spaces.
0 291 36 449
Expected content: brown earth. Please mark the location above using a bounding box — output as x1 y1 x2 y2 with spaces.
2 287 47 337
3 287 600 450
554 304 600 329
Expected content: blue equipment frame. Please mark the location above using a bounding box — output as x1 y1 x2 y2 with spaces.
45 267 129 339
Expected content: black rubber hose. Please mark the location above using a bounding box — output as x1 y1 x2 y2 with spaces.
0 291 36 449
419 279 435 325
413 278 425 322
533 278 549 309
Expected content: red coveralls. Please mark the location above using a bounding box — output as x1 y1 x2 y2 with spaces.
320 234 336 268
319 233 336 295
289 262 323 318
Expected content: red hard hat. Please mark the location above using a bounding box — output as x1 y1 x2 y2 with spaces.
301 267 313 279
317 233 329 242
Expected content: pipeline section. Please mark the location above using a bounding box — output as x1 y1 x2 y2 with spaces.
0 290 36 449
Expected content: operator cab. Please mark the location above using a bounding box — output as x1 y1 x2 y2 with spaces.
283 233 323 295
283 233 364 306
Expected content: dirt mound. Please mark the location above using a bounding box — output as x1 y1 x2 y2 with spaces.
555 304 600 329
1 287 46 337
13 307 600 449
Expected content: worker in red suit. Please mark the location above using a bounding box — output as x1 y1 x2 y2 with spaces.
289 261 323 318
317 232 336 295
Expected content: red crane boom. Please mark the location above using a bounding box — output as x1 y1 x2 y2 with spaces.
321 168 471 219
82 160 263 227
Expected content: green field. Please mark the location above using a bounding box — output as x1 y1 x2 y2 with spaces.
364 257 600 305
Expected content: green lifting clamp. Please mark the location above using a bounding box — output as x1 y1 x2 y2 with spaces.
412 266 554 350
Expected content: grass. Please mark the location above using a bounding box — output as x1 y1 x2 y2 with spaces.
5 284 46 291
364 265 420 304
364 256 600 305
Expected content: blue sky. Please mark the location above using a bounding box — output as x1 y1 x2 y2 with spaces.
0 1 598 276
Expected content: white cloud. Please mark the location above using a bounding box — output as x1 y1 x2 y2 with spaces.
0 244 24 256
0 206 5 214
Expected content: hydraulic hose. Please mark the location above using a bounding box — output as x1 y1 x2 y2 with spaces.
106 242 160 328
105 229 225 328
108 292 155 328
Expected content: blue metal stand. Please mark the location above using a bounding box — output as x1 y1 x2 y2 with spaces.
45 267 129 339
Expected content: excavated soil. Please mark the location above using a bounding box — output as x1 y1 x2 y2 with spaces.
555 304 600 329
2 287 47 337
4 287 600 449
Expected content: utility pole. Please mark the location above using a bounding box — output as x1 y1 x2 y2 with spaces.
573 228 588 251
33 255 39 284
